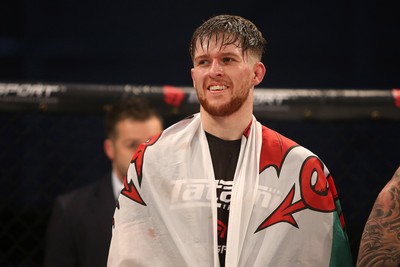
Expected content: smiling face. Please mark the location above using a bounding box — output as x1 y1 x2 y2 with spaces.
191 36 265 118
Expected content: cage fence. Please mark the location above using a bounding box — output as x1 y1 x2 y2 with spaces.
0 83 399 266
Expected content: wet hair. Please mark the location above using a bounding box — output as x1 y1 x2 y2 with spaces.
104 97 163 139
189 14 266 61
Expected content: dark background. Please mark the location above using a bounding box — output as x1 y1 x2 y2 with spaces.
1 0 399 88
1 0 399 266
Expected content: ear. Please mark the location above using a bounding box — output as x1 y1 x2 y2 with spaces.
252 62 266 86
104 139 115 161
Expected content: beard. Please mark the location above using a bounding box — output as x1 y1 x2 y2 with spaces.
197 84 251 117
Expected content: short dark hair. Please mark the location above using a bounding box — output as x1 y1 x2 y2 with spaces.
104 97 162 139
189 14 266 61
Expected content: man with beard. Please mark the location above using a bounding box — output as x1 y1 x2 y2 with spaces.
107 14 353 267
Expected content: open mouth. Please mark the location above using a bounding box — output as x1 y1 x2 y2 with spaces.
209 85 227 91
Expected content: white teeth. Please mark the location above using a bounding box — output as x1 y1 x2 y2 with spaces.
209 85 226 91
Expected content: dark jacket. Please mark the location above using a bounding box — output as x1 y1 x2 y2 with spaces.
44 174 116 267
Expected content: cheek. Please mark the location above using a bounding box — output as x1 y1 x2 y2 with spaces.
192 77 199 89
231 71 250 89
192 70 205 85
126 148 137 160
115 145 135 161
241 70 254 87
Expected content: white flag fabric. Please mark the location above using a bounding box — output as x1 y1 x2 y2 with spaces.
107 113 353 267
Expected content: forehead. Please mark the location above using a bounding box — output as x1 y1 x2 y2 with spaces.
194 35 244 56
114 117 161 137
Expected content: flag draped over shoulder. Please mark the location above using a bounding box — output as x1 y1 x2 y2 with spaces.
107 113 354 267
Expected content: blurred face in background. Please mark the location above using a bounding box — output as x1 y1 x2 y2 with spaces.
104 116 163 182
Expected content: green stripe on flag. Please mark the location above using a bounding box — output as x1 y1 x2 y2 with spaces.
329 210 354 267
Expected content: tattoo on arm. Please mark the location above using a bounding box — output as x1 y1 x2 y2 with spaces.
357 167 400 267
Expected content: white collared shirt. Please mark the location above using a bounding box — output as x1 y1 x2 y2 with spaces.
111 171 124 200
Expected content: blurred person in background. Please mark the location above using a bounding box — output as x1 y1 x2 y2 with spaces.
44 97 163 267
357 166 400 267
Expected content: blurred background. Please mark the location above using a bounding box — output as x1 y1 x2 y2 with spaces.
1 0 399 266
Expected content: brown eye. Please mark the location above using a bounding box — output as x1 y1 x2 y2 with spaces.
222 57 233 63
129 143 140 150
198 59 208 66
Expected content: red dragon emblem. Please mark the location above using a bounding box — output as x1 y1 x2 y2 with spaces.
120 133 161 205
255 126 342 232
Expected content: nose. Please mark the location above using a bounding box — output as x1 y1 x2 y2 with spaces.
209 60 223 77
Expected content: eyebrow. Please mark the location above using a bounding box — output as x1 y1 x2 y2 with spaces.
193 51 241 62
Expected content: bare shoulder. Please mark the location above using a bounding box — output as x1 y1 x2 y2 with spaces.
356 166 400 267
